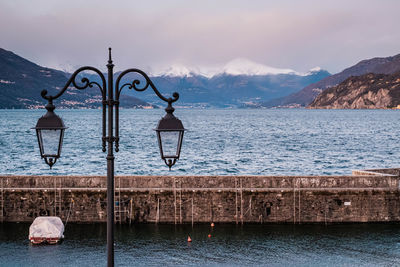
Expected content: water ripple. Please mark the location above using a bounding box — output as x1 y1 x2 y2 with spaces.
1 109 399 176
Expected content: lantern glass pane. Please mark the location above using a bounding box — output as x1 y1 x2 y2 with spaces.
159 131 180 157
40 129 62 156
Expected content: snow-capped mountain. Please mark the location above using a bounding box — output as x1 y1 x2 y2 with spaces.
0 47 331 108
152 64 193 77
151 58 322 78
222 58 299 76
120 61 331 107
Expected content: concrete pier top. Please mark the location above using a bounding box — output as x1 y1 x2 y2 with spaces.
1 168 399 190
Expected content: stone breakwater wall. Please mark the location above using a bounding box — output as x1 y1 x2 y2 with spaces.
0 173 399 224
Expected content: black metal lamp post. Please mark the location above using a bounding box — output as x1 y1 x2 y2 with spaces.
33 48 184 267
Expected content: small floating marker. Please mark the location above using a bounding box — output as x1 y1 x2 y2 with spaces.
208 234 211 238
187 236 192 242
211 222 215 227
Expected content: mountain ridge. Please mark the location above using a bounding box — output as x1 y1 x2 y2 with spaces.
151 58 323 78
0 48 330 108
120 70 330 108
0 48 154 109
262 53 400 107
308 72 400 109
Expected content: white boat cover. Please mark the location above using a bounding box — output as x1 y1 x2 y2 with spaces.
29 216 64 239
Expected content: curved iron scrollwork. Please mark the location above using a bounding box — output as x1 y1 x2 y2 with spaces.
41 66 107 101
40 66 107 152
114 69 179 152
115 68 179 103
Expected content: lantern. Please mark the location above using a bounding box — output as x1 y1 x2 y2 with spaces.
33 102 67 168
155 103 185 169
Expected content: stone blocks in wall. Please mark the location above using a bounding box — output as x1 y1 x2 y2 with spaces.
0 175 399 224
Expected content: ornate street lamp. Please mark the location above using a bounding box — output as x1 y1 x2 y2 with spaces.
33 48 184 267
33 101 67 168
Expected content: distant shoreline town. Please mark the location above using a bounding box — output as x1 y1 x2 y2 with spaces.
1 47 400 110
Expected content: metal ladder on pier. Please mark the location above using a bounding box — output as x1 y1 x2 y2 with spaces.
114 177 122 224
54 177 62 218
0 178 4 222
114 178 131 224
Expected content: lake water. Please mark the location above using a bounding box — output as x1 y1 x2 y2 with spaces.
1 109 400 266
0 108 399 176
1 223 400 266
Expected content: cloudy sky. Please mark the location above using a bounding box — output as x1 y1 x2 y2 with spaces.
1 0 399 74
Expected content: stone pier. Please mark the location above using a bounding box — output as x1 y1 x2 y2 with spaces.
1 169 399 224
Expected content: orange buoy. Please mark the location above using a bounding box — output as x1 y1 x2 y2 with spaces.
208 234 211 238
211 222 215 227
187 236 192 242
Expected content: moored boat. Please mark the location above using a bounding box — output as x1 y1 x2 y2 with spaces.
29 216 64 245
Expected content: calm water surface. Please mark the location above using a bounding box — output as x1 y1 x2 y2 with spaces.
0 223 400 266
0 108 399 176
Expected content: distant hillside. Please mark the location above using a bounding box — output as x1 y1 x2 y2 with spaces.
0 48 330 108
0 48 152 109
121 70 330 108
308 72 400 109
262 54 400 107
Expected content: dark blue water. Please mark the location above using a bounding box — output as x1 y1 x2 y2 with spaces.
0 109 399 176
1 223 400 266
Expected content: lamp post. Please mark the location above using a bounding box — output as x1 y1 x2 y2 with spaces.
33 48 185 267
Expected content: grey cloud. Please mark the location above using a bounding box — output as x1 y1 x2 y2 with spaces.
0 0 399 74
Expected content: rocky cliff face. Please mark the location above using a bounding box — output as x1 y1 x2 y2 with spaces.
308 72 400 109
264 53 400 107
